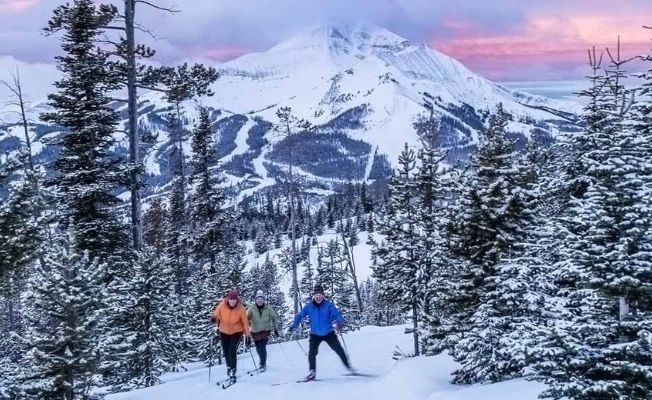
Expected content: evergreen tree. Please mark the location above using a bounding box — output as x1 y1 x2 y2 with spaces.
17 238 103 400
372 144 422 354
300 256 316 302
446 104 534 383
41 0 131 270
0 161 45 284
99 250 176 390
538 46 652 400
254 232 270 255
188 106 231 272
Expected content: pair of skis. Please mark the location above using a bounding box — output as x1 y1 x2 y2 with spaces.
217 367 266 389
273 371 376 386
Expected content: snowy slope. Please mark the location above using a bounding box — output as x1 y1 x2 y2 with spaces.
105 325 546 400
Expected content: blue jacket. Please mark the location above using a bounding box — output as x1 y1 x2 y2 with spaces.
290 299 344 336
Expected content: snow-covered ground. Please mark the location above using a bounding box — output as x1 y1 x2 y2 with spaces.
106 325 546 400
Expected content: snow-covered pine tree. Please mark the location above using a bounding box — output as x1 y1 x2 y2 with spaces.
446 104 535 383
254 233 270 255
99 250 176 390
300 255 316 302
17 236 103 400
411 98 454 355
0 153 44 286
372 143 422 354
143 198 167 254
41 0 131 272
0 159 46 378
538 43 652 400
455 140 555 383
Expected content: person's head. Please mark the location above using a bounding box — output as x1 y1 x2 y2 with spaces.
227 289 238 307
255 290 265 306
312 285 325 303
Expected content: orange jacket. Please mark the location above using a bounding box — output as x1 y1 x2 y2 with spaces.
213 299 250 336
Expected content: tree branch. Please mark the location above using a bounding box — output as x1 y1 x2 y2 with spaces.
135 0 180 13
102 25 127 31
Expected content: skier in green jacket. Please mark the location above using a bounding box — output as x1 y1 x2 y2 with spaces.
246 290 279 371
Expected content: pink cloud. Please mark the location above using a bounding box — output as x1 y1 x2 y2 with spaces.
197 46 250 61
0 0 39 15
432 13 651 80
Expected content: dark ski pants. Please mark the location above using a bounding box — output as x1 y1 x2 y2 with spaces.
308 331 349 371
219 331 243 372
254 337 269 367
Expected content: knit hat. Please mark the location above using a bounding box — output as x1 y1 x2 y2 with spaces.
313 284 324 295
255 290 265 300
227 289 238 300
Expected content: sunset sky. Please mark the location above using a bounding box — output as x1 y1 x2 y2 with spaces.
0 0 650 84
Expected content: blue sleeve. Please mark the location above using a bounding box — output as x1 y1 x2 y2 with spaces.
329 301 344 325
291 303 310 330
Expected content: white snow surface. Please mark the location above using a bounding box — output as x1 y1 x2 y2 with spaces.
105 325 546 400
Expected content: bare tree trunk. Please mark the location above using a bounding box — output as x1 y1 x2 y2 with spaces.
288 138 299 314
2 71 33 170
339 231 363 314
125 0 143 251
412 298 419 356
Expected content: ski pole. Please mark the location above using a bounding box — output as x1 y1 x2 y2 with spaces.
278 340 294 366
247 338 258 370
339 330 350 355
295 338 308 356
208 335 214 382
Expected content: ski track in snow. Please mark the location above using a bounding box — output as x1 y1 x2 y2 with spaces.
105 325 546 400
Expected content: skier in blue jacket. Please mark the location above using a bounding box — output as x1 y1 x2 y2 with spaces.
289 284 353 381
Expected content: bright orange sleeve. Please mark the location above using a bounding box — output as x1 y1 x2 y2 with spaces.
213 302 221 325
241 307 250 335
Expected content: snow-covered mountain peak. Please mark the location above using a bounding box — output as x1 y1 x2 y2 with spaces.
269 23 410 56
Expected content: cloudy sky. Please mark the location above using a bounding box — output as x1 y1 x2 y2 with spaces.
0 0 650 95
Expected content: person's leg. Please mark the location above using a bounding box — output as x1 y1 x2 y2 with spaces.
308 334 324 372
259 337 268 368
254 337 264 360
219 332 232 370
230 332 243 374
324 331 350 368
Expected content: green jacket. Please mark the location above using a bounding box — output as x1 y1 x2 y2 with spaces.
247 304 279 333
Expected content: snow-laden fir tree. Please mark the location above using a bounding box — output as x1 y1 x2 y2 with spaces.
537 44 652 400
409 99 456 355
16 237 103 400
99 250 176 390
0 153 45 285
0 159 47 388
300 255 316 302
372 143 422 354
41 0 131 271
454 140 557 383
446 104 536 383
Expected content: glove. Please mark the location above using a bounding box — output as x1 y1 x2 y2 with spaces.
274 330 279 337
245 336 252 347
335 323 343 333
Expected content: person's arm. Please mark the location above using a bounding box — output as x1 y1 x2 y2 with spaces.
241 306 250 336
329 301 345 329
271 307 279 334
212 302 221 326
290 303 309 331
